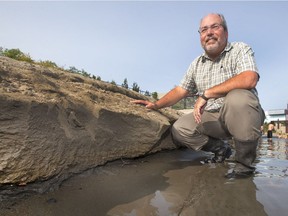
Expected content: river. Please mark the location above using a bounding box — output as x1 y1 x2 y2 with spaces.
0 137 287 216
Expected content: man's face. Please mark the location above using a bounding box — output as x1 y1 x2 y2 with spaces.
199 14 228 59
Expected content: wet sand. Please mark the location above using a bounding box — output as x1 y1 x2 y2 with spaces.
0 137 287 216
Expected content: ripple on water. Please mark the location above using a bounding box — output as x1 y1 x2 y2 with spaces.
254 138 288 216
256 138 288 178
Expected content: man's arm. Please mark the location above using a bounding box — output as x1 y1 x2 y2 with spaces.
132 86 189 110
193 70 259 123
204 70 259 99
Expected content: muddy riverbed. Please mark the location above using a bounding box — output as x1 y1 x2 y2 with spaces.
0 137 287 216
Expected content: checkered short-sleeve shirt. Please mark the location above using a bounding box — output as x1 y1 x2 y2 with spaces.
179 42 259 111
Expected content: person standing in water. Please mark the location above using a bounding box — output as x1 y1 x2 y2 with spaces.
267 121 275 141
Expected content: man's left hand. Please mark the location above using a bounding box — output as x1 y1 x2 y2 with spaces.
193 97 207 123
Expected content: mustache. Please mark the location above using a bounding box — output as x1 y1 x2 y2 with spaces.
206 36 217 42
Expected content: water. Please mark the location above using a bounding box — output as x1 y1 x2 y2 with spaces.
253 138 288 216
0 138 287 216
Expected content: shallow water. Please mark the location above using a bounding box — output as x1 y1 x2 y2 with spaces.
253 138 288 216
0 138 287 216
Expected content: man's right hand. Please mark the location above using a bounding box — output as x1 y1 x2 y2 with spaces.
131 100 158 110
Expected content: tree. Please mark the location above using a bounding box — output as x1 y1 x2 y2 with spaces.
68 66 80 74
110 80 117 85
151 92 158 100
122 78 129 89
144 91 150 96
92 75 101 80
132 82 140 92
80 69 90 77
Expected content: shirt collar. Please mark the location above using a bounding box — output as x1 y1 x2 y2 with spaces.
201 42 232 61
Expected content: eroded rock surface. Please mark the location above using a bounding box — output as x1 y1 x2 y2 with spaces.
0 56 180 186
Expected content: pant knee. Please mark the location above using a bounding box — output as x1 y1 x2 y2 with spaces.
171 123 186 146
221 89 264 141
171 122 208 150
224 89 251 110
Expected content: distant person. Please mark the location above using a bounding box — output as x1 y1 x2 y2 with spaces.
132 13 265 178
267 121 275 141
260 125 264 135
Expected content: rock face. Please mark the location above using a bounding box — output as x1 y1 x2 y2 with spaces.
0 56 180 185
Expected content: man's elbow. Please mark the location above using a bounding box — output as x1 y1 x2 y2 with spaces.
175 86 190 97
251 72 259 88
244 71 259 89
249 80 258 89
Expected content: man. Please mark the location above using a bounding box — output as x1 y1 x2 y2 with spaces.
132 13 265 178
267 121 275 142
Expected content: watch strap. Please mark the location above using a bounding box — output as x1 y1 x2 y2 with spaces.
200 91 209 101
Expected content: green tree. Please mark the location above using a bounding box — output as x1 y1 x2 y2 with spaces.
144 91 150 96
132 82 140 92
80 69 90 77
151 92 158 100
110 80 117 85
122 78 129 89
92 75 101 80
68 66 80 74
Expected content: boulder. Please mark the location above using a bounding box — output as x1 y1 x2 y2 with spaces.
0 56 180 185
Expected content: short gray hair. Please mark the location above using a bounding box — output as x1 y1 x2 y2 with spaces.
217 13 228 32
200 13 228 32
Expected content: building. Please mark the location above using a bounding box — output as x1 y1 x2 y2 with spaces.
265 105 288 134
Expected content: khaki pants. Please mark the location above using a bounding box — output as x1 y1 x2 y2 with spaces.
172 89 265 151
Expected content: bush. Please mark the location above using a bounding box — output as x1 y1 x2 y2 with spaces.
37 60 58 68
2 48 34 63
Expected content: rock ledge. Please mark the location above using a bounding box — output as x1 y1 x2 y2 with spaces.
0 56 180 186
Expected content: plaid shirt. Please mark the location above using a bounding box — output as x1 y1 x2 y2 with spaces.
179 42 259 111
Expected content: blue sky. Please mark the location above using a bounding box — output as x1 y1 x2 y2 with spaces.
0 1 287 111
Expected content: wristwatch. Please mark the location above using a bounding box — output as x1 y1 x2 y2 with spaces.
200 90 209 101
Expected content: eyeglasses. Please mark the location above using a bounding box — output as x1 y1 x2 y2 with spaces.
198 23 223 35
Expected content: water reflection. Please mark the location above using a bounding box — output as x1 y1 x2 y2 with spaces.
258 138 288 160
254 138 288 216
256 138 288 177
150 191 176 216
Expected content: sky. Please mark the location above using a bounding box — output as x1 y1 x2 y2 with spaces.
0 1 287 111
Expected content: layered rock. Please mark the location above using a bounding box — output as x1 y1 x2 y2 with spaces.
0 56 180 185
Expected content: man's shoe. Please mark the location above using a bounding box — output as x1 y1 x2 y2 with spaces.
202 138 232 163
213 143 232 163
204 143 232 163
225 162 256 179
